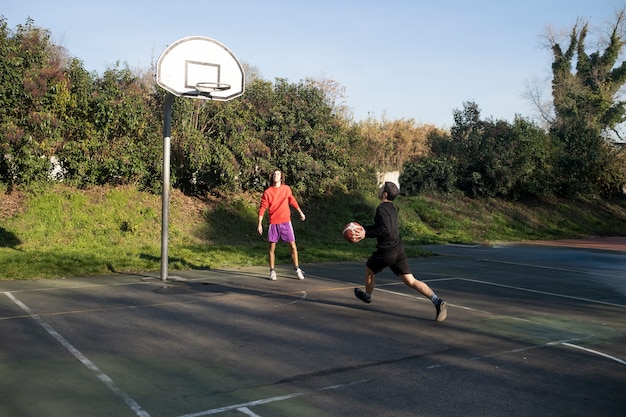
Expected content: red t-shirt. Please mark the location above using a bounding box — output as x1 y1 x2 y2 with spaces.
258 184 301 225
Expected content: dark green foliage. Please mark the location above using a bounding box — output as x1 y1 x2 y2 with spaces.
0 16 374 198
0 17 57 186
549 15 626 197
402 102 553 199
551 20 626 134
0 17 163 191
551 118 626 197
402 13 626 200
1 15 624 204
400 158 457 195
59 65 162 190
168 78 375 197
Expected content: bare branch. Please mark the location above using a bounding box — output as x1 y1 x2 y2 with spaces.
523 76 555 127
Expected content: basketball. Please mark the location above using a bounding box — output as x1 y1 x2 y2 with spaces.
342 222 364 243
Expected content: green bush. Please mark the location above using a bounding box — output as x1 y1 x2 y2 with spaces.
425 102 555 199
400 158 456 195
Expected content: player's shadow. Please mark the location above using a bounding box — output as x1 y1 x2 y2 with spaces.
143 271 435 323
147 280 238 295
144 278 306 305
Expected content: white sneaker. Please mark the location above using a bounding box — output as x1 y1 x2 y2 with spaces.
296 268 304 280
269 270 277 281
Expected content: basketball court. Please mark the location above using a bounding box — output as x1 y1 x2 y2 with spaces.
0 239 624 417
2 37 624 417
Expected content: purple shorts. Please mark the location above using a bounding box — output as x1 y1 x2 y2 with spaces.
268 222 296 243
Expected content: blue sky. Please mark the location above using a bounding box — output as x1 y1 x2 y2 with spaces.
3 0 624 127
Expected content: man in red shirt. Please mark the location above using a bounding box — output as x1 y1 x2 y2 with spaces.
257 169 306 280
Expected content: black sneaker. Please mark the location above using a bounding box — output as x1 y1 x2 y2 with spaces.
354 288 372 304
435 300 448 322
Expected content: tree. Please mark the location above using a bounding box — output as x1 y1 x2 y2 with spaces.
406 102 552 199
0 17 164 190
48 62 162 189
547 10 626 196
551 13 626 133
168 77 375 197
0 17 59 186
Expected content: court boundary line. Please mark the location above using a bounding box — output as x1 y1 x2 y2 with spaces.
375 275 626 308
4 266 626 417
174 379 369 417
3 266 624 415
558 342 626 366
459 277 626 308
236 407 261 417
3 284 371 417
376 279 626 368
3 291 152 417
476 258 624 279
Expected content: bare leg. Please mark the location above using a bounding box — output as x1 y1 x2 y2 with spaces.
365 266 376 294
399 273 434 299
289 241 299 268
354 266 376 303
401 273 447 321
268 242 277 269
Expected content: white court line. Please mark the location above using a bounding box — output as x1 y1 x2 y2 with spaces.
559 342 626 366
286 291 307 305
460 277 626 308
424 337 589 370
175 379 368 417
378 280 626 367
3 292 151 417
477 258 625 279
236 407 262 416
4 268 623 417
0 279 154 294
292 272 626 368
176 392 304 417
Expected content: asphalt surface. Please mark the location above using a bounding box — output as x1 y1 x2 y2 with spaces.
0 239 625 417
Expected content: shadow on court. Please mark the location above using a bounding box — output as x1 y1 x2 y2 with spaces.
0 239 625 417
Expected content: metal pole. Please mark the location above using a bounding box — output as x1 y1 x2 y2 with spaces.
161 93 175 282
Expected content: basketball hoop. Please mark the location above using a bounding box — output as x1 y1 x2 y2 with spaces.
193 82 231 98
156 36 244 282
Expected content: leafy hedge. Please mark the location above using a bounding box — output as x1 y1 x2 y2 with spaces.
1 17 624 202
0 18 376 198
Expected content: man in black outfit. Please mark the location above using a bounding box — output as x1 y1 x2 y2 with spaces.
353 182 448 322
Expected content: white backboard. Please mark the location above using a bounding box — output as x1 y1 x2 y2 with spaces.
156 36 244 101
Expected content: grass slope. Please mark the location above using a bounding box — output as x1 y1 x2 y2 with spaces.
1 184 625 280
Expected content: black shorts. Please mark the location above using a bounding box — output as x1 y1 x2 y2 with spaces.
366 246 412 276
